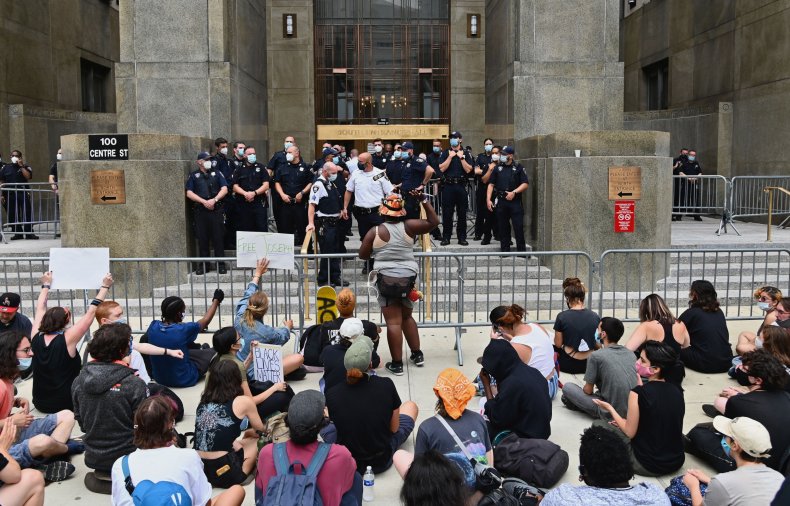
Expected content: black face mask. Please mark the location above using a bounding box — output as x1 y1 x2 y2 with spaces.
777 319 790 329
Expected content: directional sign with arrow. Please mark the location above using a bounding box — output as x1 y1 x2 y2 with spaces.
608 166 642 201
91 170 126 205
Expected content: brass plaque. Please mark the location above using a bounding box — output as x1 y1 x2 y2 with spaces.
608 166 642 201
90 169 126 205
316 124 450 141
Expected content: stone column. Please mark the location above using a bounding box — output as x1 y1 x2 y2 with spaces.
451 0 486 143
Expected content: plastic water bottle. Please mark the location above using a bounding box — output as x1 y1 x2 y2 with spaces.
363 466 375 501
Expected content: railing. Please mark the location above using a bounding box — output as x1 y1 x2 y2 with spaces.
730 176 790 219
0 183 60 243
671 175 728 217
764 186 790 242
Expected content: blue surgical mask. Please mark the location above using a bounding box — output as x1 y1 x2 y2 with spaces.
240 416 250 431
329 173 338 182
18 357 32 371
720 437 731 458
236 148 244 157
247 154 257 164
330 156 338 164
284 141 293 150
433 146 441 153
758 302 771 311
239 337 246 349
688 156 696 162
485 144 493 152
113 317 128 325
393 150 402 159
450 138 460 147
594 329 602 344
402 151 410 160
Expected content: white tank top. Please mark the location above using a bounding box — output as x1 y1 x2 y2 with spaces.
511 323 555 378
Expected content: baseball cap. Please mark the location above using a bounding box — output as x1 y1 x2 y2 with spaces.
287 390 325 433
339 318 365 340
402 141 414 150
379 194 407 217
502 146 515 155
713 416 773 458
343 336 374 371
450 131 462 139
322 147 338 158
0 293 20 314
197 151 211 160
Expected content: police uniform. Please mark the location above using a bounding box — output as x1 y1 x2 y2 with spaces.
372 152 387 170
438 147 473 243
185 168 228 268
232 162 270 232
488 161 529 252
473 152 496 242
680 158 703 219
385 155 405 186
273 159 313 244
210 153 236 248
0 162 34 237
400 154 428 219
309 176 344 286
426 150 442 171
267 150 288 231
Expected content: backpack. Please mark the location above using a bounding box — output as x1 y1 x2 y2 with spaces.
121 455 193 506
259 442 331 506
299 323 331 367
493 433 569 488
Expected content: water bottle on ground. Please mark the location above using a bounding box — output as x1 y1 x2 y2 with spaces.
363 466 375 502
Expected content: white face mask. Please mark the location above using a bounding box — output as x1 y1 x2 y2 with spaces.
220 147 228 155
286 153 295 162
374 145 382 153
202 161 212 170
11 156 19 164
491 154 500 162
56 153 63 161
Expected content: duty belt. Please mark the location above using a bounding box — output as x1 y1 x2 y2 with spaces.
442 177 466 185
353 205 379 215
316 216 340 226
496 190 511 198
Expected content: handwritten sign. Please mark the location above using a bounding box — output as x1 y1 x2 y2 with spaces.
251 343 284 384
49 248 110 290
236 232 295 270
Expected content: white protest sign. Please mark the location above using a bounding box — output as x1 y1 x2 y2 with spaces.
252 343 285 384
236 232 295 270
48 248 110 290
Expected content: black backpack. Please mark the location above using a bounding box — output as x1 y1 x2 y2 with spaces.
299 323 333 367
493 434 569 489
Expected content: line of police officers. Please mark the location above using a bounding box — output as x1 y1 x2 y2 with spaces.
185 134 530 275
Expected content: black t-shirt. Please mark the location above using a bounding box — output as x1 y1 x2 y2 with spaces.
0 312 32 338
631 381 685 475
325 374 401 473
49 161 58 182
678 307 733 369
553 308 600 351
725 390 790 471
32 332 82 413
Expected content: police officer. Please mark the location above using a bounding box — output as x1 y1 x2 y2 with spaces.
273 145 313 245
486 146 529 253
232 146 270 233
343 152 393 273
438 131 473 245
385 143 405 187
268 136 295 232
0 150 36 240
186 152 229 274
306 162 349 288
473 138 496 243
371 138 387 170
399 142 434 219
671 147 689 221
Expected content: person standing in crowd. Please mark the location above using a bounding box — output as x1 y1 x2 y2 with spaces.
371 138 387 170
385 142 406 187
683 416 784 506
359 193 439 376
232 146 270 233
399 142 435 220
48 148 61 238
0 293 32 340
473 139 495 243
186 151 228 275
307 162 349 288
678 280 733 373
0 150 37 240
561 317 639 420
438 131 473 246
425 139 444 240
211 137 237 250
672 147 689 221
267 136 296 233
225 141 246 249
343 152 393 274
553 277 601 374
273 144 313 245
346 148 360 174
678 149 703 221
486 146 529 253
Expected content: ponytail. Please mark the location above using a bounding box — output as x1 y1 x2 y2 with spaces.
345 368 365 385
497 304 525 327
243 291 269 328
641 341 685 388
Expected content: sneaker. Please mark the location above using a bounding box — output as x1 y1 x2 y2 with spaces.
702 404 719 418
41 461 75 482
409 350 425 367
385 361 404 376
66 439 85 455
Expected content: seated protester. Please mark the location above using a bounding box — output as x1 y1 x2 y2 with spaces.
562 317 640 420
71 324 148 492
683 416 784 506
95 300 185 383
146 291 223 388
553 277 601 374
625 294 689 354
400 451 470 506
111 396 245 506
315 289 381 368
194 360 264 488
256 390 361 506
773 478 790 506
541 425 670 505
325 337 419 474
30 271 112 413
0 292 32 341
479 338 552 440
688 349 790 473
491 304 559 399
677 280 733 373
593 341 686 477
211 327 292 419
0 422 46 506
320 318 380 392
234 258 303 378
0 330 79 481
729 326 790 389
394 368 492 499
736 286 782 355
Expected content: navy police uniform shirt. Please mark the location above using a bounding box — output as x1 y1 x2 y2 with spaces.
475 153 492 182
267 150 288 174
385 157 405 186
49 161 58 183
400 156 428 193
0 163 32 186
438 148 473 179
211 153 233 182
372 153 387 170
426 151 442 171
274 160 313 197
232 162 270 195
185 169 228 200
489 162 529 193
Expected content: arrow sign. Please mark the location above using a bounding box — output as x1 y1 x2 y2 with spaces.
617 191 633 197
100 195 117 201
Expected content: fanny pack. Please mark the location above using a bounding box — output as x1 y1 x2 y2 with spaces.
376 274 416 300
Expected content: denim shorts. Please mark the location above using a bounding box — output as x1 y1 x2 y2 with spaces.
9 413 58 468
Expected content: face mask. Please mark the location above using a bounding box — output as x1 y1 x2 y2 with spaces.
56 153 63 161
374 145 382 153
18 357 32 371
393 150 402 160
594 329 602 344
755 336 764 348
778 318 790 329
502 155 510 163
688 156 696 162
720 437 731 458
331 156 339 164
757 301 771 311
238 337 246 349
491 154 500 162
286 153 295 163
329 173 338 182
402 151 410 160
240 416 250 431
220 147 228 156
202 161 212 170
450 139 460 147
433 146 441 153
485 144 493 152
11 156 19 164
236 148 245 157
284 141 293 150
635 361 653 378
247 154 257 164
113 317 128 325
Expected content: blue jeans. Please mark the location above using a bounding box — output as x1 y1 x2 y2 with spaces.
9 414 58 468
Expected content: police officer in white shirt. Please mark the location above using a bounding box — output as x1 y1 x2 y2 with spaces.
342 152 394 274
307 162 349 288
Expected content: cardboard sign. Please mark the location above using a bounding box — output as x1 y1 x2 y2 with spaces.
251 343 285 384
316 285 338 323
608 166 642 200
236 232 295 270
615 200 635 233
48 248 110 289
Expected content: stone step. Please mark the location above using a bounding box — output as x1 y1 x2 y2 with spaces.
657 274 789 291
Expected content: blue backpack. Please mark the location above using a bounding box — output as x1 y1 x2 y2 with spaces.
122 455 193 506
259 442 331 506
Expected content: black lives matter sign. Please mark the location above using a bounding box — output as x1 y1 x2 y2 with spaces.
88 134 129 160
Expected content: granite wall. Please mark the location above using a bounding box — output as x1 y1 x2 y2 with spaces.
450 0 486 145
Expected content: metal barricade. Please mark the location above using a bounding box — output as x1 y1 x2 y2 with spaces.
671 175 728 217
0 183 60 242
730 176 790 220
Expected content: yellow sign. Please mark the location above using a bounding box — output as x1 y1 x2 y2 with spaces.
90 169 126 205
317 124 449 141
608 166 642 201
